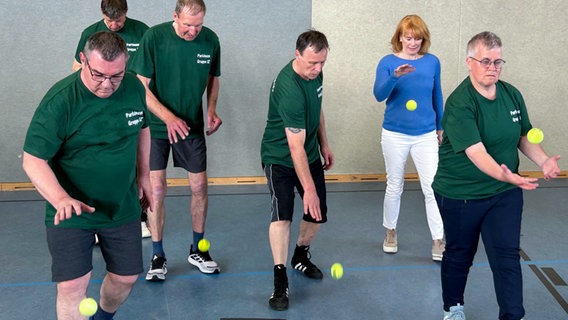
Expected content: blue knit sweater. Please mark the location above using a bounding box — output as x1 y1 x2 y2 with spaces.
373 53 443 135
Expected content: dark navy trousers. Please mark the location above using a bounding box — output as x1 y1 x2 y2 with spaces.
435 188 525 320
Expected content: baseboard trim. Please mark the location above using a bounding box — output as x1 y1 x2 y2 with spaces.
2 171 566 191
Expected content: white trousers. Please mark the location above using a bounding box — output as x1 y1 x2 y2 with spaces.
380 128 444 240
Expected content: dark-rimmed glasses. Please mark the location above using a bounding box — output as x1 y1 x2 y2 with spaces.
84 58 125 84
469 57 506 70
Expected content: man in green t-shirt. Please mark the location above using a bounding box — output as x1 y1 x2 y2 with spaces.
72 0 149 72
72 0 151 241
130 0 222 281
433 31 561 320
23 31 152 320
260 30 334 311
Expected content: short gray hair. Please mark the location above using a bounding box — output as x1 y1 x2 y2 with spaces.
467 31 502 57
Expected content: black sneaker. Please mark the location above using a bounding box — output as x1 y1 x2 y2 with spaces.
187 245 220 274
291 245 323 279
269 265 289 311
145 254 167 281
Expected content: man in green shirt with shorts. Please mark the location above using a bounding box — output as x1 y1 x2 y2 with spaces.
130 0 222 281
72 0 149 72
23 31 152 320
72 0 151 240
261 30 334 311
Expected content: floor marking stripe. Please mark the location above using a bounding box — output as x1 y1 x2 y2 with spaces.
521 249 568 315
541 267 568 286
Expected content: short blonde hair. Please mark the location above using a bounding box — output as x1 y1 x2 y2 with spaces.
390 15 431 55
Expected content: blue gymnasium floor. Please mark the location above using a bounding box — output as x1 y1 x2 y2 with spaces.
1 180 567 319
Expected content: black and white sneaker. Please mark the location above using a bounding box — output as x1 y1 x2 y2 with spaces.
187 245 220 274
291 245 323 279
145 254 167 281
269 265 289 311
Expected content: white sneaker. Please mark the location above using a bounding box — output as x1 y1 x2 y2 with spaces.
443 304 465 320
188 245 220 274
145 254 167 281
383 229 398 253
141 221 151 238
432 240 445 261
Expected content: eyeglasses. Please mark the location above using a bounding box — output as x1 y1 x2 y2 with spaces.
84 58 125 84
469 56 506 70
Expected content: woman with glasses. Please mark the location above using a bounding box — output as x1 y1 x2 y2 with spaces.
433 31 561 320
373 14 445 261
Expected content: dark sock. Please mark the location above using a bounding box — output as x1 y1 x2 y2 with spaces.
92 305 115 320
274 264 288 287
293 245 309 258
193 231 204 249
274 264 286 272
152 240 164 257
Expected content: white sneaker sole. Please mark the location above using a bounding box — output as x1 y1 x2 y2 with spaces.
145 268 167 281
187 256 220 274
383 245 398 253
141 222 151 238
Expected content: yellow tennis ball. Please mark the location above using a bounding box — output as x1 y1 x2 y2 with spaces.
79 297 98 317
198 238 210 252
527 128 544 144
406 99 417 111
330 263 343 280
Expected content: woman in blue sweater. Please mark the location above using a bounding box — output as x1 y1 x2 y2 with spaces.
373 14 445 261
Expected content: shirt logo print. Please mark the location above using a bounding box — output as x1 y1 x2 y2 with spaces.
126 110 144 126
510 109 521 123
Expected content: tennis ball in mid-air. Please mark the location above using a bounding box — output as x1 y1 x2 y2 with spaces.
330 263 343 280
406 99 417 111
198 238 210 252
527 128 544 144
79 297 98 317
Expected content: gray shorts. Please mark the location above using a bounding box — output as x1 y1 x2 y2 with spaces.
150 137 207 173
46 219 143 282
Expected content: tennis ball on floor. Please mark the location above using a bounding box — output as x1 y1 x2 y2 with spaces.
198 238 210 252
79 297 98 317
406 99 417 111
330 262 343 280
527 128 544 144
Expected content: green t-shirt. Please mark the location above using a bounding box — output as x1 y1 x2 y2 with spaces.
130 22 221 139
23 72 148 228
74 17 149 70
261 61 323 168
432 77 532 199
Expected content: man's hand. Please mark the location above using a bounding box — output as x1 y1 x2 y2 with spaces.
303 189 322 221
164 114 191 144
206 111 222 136
53 197 95 225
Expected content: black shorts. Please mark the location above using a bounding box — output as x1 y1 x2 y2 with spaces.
150 137 207 173
46 219 143 282
263 161 328 223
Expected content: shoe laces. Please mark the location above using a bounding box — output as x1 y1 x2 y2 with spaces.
295 249 317 267
446 304 465 320
272 284 288 297
272 278 288 297
151 255 166 268
191 249 213 262
386 229 396 243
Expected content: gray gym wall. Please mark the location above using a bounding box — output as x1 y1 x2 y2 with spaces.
1 0 566 183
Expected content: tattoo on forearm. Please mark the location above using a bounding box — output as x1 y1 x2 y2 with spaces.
287 127 302 134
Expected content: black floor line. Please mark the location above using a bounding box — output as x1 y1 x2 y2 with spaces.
520 249 568 315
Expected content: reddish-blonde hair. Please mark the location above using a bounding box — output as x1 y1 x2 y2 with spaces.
390 15 431 54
